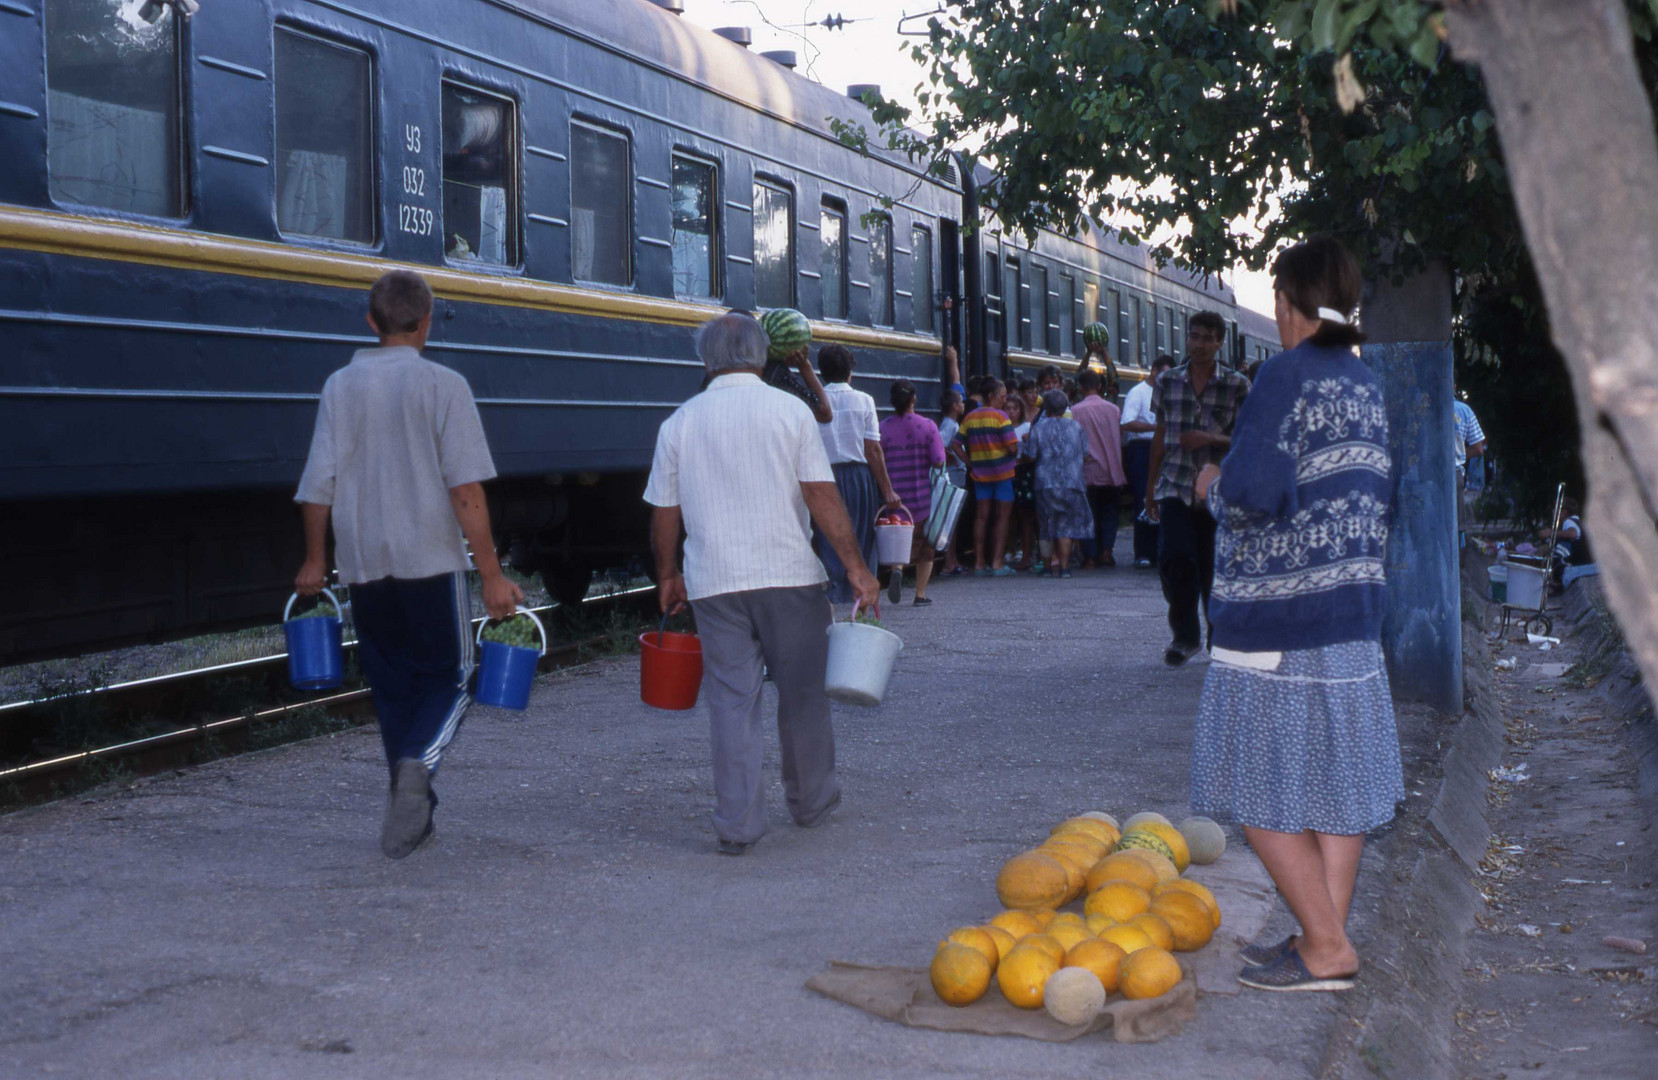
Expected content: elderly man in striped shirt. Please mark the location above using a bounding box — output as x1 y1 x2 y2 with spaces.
645 313 878 855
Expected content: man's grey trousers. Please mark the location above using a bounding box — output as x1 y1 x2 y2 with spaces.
690 585 839 844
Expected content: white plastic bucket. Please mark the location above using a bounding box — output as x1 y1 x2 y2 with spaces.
825 607 904 707
1487 564 1508 603
875 523 914 566
1506 562 1546 610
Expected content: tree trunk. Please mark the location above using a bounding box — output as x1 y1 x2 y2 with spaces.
1448 0 1658 693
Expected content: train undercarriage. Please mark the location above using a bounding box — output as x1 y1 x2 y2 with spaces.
1 476 653 667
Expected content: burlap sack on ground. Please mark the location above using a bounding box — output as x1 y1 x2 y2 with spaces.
806 960 1197 1043
1184 848 1278 996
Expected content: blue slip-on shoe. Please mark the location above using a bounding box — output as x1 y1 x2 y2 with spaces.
1238 948 1356 993
1239 934 1298 967
716 838 755 856
991 567 1017 577
975 567 993 577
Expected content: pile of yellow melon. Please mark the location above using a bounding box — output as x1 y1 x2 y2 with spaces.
929 811 1226 1025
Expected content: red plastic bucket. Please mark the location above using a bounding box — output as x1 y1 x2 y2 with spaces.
640 615 702 710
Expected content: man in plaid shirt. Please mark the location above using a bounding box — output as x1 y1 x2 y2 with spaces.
1145 311 1251 666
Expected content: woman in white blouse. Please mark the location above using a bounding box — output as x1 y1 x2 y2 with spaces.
813 345 903 605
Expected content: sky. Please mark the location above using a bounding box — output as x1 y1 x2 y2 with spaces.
676 0 1277 317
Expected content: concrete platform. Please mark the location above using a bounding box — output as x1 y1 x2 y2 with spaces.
4 563 1370 1078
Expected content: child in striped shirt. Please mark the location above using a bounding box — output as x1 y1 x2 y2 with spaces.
955 378 1020 575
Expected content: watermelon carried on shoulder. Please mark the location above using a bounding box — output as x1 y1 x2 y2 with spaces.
1083 321 1110 352
761 307 812 359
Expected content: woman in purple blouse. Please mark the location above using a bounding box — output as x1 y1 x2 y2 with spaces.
879 381 947 605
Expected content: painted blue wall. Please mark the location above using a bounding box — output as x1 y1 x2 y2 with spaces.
1362 339 1463 713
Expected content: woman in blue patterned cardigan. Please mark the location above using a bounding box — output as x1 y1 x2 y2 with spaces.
1190 237 1404 993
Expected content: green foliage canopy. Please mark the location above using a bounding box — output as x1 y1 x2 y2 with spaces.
868 1 1516 287
852 1 1658 518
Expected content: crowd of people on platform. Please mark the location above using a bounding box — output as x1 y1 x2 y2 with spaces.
772 310 1257 665
293 236 1417 993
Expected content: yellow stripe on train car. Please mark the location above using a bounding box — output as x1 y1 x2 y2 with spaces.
1004 350 1149 384
0 205 940 355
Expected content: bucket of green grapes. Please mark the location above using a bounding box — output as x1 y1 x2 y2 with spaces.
283 589 343 690
475 607 545 710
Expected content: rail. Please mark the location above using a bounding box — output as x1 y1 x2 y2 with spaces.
0 586 658 791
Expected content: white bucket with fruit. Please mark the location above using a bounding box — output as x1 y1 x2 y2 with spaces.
825 601 903 707
874 510 914 566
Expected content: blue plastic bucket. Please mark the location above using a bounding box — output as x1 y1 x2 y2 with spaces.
474 607 546 710
283 589 344 690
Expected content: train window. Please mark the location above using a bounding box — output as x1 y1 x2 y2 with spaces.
1057 273 1075 356
984 251 1000 339
869 214 893 327
568 120 628 282
912 225 934 334
1083 282 1100 328
1171 311 1184 359
822 201 847 319
274 30 373 243
670 154 716 298
443 84 518 266
1007 257 1027 350
1113 290 1129 363
45 0 184 217
752 178 794 309
1156 305 1170 353
1132 296 1145 364
1033 265 1052 353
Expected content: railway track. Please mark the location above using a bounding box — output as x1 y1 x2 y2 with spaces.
0 586 658 802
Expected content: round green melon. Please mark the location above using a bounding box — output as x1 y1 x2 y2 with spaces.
761 307 812 359
1114 830 1176 864
1083 321 1110 351
1044 966 1106 1025
1179 816 1227 865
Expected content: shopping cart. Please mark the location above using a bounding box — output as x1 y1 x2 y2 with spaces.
1492 482 1565 639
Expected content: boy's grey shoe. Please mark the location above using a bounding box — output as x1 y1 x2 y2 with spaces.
382 758 433 859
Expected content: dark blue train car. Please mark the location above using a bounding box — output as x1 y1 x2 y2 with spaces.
0 0 962 662
975 216 1239 391
1235 303 1283 374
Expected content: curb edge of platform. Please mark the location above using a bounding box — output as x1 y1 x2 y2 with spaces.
1317 563 1498 1080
